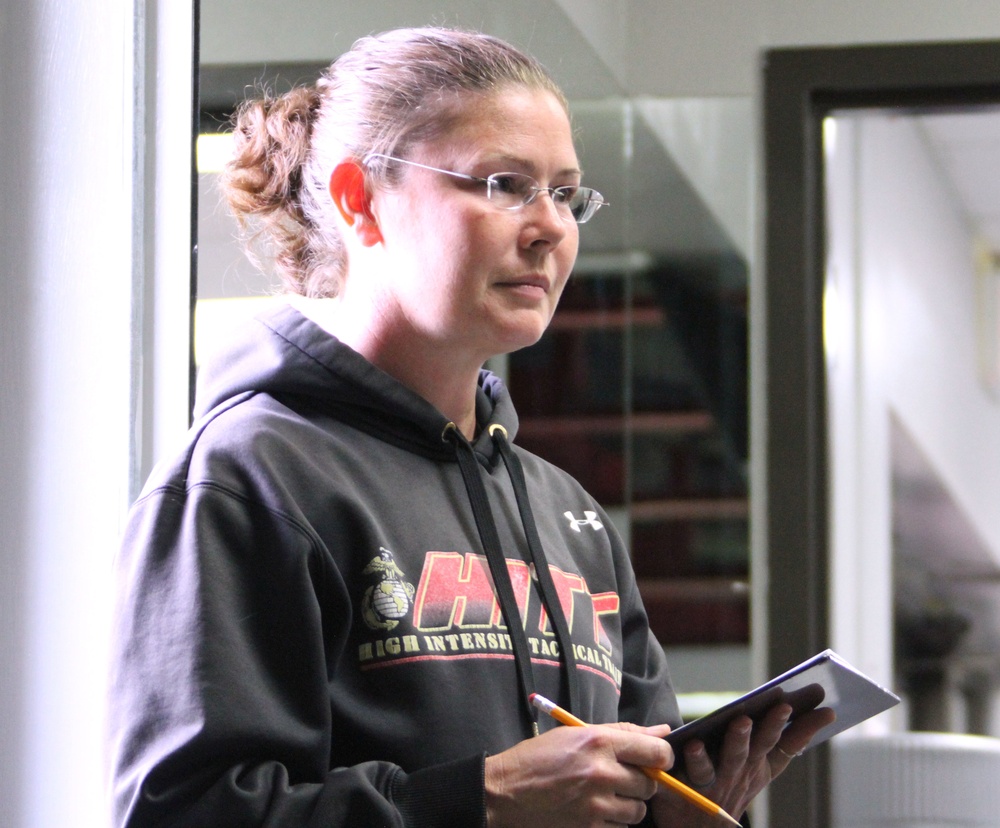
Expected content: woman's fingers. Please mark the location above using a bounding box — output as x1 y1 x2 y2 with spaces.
682 739 723 790
485 722 678 827
768 705 838 773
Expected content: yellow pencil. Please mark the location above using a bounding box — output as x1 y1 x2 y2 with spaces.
529 693 742 827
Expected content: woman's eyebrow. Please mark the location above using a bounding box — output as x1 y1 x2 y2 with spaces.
478 153 583 178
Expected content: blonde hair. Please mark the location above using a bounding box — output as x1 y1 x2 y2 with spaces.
220 27 567 298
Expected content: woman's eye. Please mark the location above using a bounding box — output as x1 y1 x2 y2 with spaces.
553 186 579 204
490 174 531 197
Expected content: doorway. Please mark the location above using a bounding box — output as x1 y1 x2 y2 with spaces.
763 40 1000 828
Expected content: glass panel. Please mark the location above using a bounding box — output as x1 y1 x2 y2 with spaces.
510 97 752 651
196 2 754 695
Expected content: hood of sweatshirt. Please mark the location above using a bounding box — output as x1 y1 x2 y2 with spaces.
193 301 519 464
192 299 580 728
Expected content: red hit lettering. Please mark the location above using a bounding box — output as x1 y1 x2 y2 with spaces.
543 568 620 652
412 552 532 631
590 592 619 654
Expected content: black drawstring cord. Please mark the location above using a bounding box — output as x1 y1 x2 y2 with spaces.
490 426 582 717
443 423 539 737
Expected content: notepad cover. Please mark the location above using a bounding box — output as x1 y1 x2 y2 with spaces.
665 649 900 773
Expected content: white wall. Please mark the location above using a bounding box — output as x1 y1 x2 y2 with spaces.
865 118 1000 557
0 4 133 823
824 116 903 710
0 2 194 827
200 0 1000 99
827 112 1000 715
599 0 1000 97
202 0 1000 98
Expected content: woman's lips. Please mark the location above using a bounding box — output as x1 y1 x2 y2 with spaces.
496 273 551 295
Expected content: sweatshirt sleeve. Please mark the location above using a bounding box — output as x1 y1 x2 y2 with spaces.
604 514 682 731
107 481 486 828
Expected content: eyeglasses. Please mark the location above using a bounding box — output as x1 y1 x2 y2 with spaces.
363 153 608 224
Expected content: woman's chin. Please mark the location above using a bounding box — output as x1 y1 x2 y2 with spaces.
492 323 549 356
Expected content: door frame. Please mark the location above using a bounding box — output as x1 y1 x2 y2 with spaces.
762 39 1000 828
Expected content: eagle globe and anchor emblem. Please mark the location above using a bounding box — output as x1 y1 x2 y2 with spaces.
361 547 416 631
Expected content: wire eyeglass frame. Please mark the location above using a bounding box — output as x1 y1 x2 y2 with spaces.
363 152 608 224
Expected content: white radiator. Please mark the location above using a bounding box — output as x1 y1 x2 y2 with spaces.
833 732 1000 827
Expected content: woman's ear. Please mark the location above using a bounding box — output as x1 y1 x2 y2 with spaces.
328 161 382 246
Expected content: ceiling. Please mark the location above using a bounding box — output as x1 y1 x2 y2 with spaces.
917 109 1000 252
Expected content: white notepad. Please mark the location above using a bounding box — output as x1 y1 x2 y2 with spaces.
666 649 900 772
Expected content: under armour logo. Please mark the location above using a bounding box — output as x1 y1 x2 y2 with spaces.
564 511 604 532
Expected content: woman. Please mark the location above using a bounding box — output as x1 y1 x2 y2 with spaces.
108 27 827 828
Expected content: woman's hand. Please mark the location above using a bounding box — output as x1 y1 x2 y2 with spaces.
485 721 675 828
649 703 837 826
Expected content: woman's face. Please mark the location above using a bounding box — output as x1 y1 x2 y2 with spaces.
367 87 581 364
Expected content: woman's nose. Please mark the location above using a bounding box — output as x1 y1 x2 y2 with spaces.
522 189 571 244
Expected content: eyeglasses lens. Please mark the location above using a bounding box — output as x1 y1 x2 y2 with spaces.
486 174 535 208
485 173 603 223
